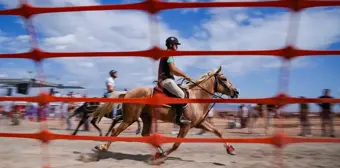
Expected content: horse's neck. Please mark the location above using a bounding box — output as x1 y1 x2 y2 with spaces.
188 77 215 115
189 76 215 99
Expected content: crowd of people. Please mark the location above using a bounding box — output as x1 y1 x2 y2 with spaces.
223 88 337 137
0 91 90 130
298 89 336 137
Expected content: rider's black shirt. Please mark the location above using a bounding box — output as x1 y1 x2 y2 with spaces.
158 57 175 80
318 95 333 111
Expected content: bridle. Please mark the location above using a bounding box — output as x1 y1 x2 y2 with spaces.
182 72 237 99
181 72 238 124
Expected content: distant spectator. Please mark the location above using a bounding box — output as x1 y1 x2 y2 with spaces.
248 104 260 134
298 96 311 136
2 101 12 118
52 91 62 120
264 104 276 135
238 104 249 128
0 104 4 119
317 89 335 137
26 103 38 121
61 93 74 130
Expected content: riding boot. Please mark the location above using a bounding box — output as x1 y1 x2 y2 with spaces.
175 104 191 125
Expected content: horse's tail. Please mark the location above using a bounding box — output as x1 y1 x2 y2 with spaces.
91 102 115 123
90 93 126 124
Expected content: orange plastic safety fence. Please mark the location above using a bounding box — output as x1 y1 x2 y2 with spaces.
1 0 340 167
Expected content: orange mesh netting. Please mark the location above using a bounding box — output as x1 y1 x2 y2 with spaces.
1 0 340 167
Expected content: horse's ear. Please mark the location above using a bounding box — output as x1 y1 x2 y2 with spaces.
216 66 222 74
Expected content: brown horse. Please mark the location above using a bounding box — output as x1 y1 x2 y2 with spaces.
93 66 239 161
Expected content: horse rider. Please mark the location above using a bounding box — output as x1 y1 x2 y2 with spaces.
104 70 118 98
104 70 120 119
158 36 192 125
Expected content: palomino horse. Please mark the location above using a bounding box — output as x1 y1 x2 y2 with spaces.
93 66 239 161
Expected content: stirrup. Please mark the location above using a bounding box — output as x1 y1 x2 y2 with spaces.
174 116 191 125
180 119 191 125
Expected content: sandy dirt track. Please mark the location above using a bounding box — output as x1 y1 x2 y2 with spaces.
0 118 339 168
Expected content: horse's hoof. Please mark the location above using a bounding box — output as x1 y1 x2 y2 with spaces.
147 152 166 165
226 145 236 155
94 145 107 152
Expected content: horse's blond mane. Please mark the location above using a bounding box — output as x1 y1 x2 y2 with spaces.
184 68 218 89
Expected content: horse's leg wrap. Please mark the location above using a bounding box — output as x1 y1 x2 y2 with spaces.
156 146 165 155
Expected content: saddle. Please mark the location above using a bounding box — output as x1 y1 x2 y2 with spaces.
153 83 189 108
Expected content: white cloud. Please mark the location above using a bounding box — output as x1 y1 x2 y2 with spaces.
67 80 79 84
0 0 339 96
296 9 340 49
0 73 7 78
0 0 19 8
16 35 30 41
0 66 34 78
0 33 30 53
44 34 77 46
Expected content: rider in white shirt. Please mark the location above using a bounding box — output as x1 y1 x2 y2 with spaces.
2 101 12 118
104 70 117 98
50 91 62 119
104 70 120 119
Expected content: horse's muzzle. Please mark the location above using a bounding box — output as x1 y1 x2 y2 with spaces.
231 95 238 99
231 90 239 98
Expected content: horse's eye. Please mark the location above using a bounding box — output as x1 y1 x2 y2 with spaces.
220 77 227 81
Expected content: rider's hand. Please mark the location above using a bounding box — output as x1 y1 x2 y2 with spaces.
184 75 191 81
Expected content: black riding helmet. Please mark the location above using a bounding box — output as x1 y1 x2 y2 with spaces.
166 36 181 49
109 70 117 76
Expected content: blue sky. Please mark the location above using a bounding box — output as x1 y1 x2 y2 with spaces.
0 0 339 112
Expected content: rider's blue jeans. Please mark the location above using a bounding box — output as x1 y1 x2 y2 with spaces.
104 92 118 119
